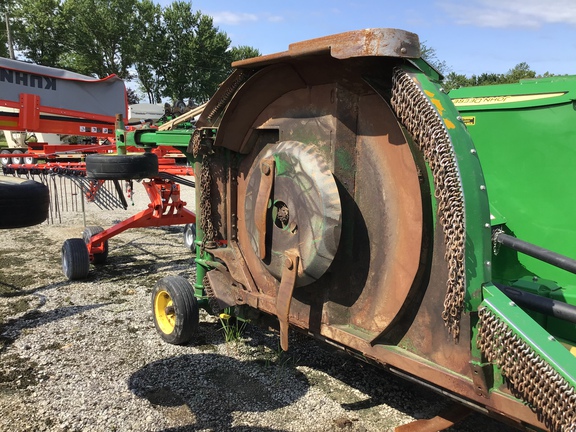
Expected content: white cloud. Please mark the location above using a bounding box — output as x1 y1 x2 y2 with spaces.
267 15 284 23
439 0 576 28
211 11 258 25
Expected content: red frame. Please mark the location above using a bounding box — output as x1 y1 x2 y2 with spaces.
86 178 196 259
1 93 118 137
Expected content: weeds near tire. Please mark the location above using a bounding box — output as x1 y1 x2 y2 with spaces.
219 313 247 343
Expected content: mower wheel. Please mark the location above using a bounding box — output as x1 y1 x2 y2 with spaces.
183 223 196 252
0 176 50 229
62 238 90 280
85 153 159 180
82 226 109 265
152 276 199 345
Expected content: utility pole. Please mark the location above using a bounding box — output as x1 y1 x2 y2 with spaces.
5 3 15 59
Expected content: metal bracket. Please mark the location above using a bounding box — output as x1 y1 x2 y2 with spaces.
276 250 299 351
470 361 492 398
254 157 275 260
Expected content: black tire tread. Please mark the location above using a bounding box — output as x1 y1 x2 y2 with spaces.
62 238 90 280
85 153 158 180
152 276 199 345
0 177 50 229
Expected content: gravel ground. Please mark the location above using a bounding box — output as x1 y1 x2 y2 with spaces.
0 176 519 432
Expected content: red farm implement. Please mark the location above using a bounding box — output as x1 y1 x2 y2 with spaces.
1 57 198 269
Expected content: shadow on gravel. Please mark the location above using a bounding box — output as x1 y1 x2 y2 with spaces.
0 303 109 353
239 326 518 432
128 353 308 432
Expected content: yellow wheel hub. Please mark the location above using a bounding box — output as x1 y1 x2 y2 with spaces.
154 290 176 335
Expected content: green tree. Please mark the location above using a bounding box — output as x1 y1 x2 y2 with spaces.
442 72 472 91
134 0 165 103
126 88 140 105
11 0 67 66
443 63 538 90
504 62 536 83
0 0 14 58
420 41 448 75
183 13 231 103
135 2 261 104
228 45 260 65
157 2 233 104
60 0 141 78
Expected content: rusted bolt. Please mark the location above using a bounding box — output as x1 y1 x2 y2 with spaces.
165 306 175 315
285 257 294 270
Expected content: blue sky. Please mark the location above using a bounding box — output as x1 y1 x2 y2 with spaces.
160 0 576 77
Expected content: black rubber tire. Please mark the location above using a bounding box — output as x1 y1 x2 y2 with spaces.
62 238 90 280
82 225 109 265
0 150 11 166
85 153 159 180
10 150 23 165
183 223 196 252
0 176 50 229
152 276 199 345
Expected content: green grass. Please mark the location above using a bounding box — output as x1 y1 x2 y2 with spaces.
218 313 247 343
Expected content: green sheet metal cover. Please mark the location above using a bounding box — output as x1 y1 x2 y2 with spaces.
450 76 576 292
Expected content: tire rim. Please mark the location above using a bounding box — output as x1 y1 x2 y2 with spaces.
184 225 195 249
0 150 10 166
154 290 176 334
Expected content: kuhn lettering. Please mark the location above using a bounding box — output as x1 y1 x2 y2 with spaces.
0 68 57 90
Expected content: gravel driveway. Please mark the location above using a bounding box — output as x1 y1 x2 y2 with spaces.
0 177 519 432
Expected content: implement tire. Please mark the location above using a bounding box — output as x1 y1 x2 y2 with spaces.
152 276 199 345
85 153 158 180
1 150 11 166
82 225 109 265
0 176 50 229
183 223 196 252
62 238 90 280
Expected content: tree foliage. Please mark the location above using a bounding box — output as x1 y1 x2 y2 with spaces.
443 62 541 91
4 0 261 104
10 0 67 65
419 41 551 91
420 41 448 75
1 0 15 58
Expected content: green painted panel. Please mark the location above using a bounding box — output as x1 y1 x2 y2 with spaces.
450 78 576 292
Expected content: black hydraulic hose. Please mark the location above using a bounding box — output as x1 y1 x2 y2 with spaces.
494 232 576 275
158 172 195 188
495 283 576 325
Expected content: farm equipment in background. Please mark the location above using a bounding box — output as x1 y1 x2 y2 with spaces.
128 28 573 431
0 56 124 165
59 112 197 280
1 56 198 225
